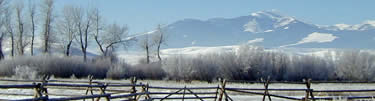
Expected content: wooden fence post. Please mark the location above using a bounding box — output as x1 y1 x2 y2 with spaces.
96 83 109 101
84 75 94 101
182 86 186 101
41 75 50 100
214 85 220 101
145 83 151 100
33 83 43 100
130 77 138 101
136 82 145 101
304 78 315 101
262 77 272 101
218 78 227 101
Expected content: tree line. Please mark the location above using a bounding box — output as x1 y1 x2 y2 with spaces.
0 0 166 62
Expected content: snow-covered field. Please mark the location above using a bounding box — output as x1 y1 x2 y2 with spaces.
1 79 375 101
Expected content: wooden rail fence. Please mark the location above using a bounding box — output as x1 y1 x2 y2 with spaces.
1 76 375 101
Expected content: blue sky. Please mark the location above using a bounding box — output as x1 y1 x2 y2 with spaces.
54 0 375 34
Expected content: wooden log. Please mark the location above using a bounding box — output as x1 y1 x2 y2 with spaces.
109 92 146 99
226 89 302 100
145 83 151 100
130 77 138 101
96 83 109 101
182 86 186 101
148 86 217 89
218 78 227 101
45 94 110 101
160 89 183 101
151 96 217 99
302 79 315 101
136 82 145 101
0 84 37 88
148 92 217 95
262 77 272 101
84 75 94 101
225 88 307 91
214 85 219 101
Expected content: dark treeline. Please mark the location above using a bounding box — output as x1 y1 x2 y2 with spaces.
1 45 375 82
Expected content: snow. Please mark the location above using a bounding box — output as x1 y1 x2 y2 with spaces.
2 79 375 101
247 38 264 44
280 32 338 47
251 12 259 17
324 20 375 31
284 27 289 29
243 19 261 33
334 24 352 30
275 17 295 28
299 32 338 43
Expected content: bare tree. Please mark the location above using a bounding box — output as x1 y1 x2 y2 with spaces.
152 24 167 61
92 8 131 57
95 22 131 56
41 0 53 54
139 34 153 64
15 1 28 55
58 5 77 56
28 0 36 56
0 0 7 60
71 6 92 61
4 5 14 57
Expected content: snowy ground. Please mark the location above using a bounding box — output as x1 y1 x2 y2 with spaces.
1 79 375 101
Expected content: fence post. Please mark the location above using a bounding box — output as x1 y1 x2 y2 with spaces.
40 75 51 100
33 83 43 100
304 78 315 101
214 85 219 101
262 76 272 101
96 83 109 101
182 86 186 101
130 77 138 101
145 83 151 100
218 78 227 101
136 82 145 101
85 75 94 101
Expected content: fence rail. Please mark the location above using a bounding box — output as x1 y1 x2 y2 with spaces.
1 76 375 101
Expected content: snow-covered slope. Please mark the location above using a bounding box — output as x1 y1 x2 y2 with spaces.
147 10 375 49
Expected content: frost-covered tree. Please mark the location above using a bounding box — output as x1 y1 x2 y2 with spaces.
40 0 54 54
58 5 77 56
0 0 7 59
28 0 36 56
152 24 167 61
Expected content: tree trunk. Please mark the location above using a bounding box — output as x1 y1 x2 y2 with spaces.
146 45 150 64
31 15 35 56
0 35 4 60
11 32 14 57
66 41 72 56
95 36 105 56
157 43 161 61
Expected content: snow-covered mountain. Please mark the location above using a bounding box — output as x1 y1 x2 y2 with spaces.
155 10 375 49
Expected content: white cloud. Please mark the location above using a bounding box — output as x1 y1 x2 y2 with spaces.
183 34 188 38
280 32 338 47
247 38 264 44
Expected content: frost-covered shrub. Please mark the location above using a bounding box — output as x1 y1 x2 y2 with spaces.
0 55 112 79
12 65 38 80
131 62 166 80
106 63 131 79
